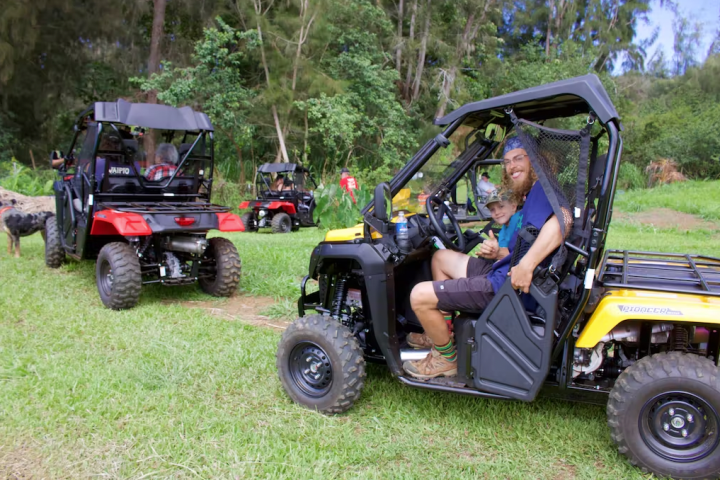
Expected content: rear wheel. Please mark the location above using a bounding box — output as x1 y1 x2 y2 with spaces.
199 237 241 297
277 314 365 414
44 216 64 268
241 212 257 232
271 212 292 234
608 352 720 479
96 242 141 310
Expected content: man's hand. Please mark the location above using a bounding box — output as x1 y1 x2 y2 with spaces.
478 230 499 259
509 258 534 293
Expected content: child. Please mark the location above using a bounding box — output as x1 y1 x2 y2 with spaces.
478 189 520 261
406 190 520 350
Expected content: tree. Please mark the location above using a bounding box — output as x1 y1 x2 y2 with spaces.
136 19 259 183
672 14 703 75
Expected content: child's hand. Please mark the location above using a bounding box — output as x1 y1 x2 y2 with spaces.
478 230 499 259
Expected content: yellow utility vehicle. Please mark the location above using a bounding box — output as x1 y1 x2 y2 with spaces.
277 75 720 479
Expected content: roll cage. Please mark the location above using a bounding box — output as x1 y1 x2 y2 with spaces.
254 163 317 197
63 99 217 202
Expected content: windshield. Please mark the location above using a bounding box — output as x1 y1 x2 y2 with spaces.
392 126 496 214
91 124 211 188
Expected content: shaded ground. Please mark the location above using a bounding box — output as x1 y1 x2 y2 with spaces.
0 187 55 214
615 207 718 230
177 294 293 330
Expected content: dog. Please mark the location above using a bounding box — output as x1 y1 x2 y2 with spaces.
1 200 54 258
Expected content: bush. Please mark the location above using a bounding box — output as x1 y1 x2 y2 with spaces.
617 163 646 190
0 160 55 196
313 183 371 230
646 158 687 188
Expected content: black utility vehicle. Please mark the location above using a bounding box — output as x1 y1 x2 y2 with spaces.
239 163 318 233
46 100 244 310
276 75 720 479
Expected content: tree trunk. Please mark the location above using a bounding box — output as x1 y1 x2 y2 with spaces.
435 1 491 118
303 106 309 165
253 0 290 163
411 0 431 102
545 0 553 58
145 0 166 163
396 0 404 74
146 0 166 105
435 66 455 119
291 0 317 91
403 0 418 101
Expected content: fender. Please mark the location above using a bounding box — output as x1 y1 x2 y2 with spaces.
240 200 297 215
216 212 245 232
91 210 152 236
576 289 720 348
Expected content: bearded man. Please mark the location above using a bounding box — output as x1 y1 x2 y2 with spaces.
403 136 567 379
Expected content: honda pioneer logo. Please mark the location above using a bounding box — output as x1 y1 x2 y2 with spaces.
618 305 683 316
109 166 131 175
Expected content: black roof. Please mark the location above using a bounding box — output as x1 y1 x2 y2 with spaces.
257 163 310 174
435 74 621 127
85 99 213 131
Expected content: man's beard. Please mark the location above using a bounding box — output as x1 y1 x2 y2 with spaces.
502 168 537 203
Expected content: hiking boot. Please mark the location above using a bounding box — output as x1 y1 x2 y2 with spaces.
403 348 457 379
406 332 453 349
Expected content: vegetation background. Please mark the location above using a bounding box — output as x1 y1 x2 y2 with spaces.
2 0 720 211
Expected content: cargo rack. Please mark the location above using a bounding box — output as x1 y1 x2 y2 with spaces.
97 202 230 215
598 250 720 297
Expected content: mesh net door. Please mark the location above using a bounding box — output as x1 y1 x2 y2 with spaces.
512 118 592 268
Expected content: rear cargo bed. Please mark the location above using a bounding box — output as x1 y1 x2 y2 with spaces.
598 250 720 296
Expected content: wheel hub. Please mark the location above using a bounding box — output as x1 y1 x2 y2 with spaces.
99 260 114 294
641 391 720 462
289 342 333 397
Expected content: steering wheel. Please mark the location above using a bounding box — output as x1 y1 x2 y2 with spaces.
425 194 466 252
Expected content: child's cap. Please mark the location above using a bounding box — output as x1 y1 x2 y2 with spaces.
485 189 512 207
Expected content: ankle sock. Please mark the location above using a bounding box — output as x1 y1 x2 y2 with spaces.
435 339 457 362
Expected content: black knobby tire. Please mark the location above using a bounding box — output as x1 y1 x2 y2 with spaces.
199 237 241 297
276 314 365 414
96 242 142 310
271 212 292 234
607 351 720 479
44 216 64 268
240 212 257 232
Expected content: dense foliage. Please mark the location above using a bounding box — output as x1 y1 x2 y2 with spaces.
2 0 720 191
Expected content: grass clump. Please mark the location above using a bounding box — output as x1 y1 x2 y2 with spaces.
613 180 720 221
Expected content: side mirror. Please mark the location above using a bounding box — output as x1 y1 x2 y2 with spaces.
374 182 392 222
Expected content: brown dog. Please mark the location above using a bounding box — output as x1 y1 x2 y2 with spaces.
1 200 54 258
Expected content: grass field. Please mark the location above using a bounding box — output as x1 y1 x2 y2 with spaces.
2 183 720 478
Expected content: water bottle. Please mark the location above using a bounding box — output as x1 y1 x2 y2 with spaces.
396 211 410 251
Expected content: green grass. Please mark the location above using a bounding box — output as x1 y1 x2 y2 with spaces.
2 197 720 478
614 179 720 221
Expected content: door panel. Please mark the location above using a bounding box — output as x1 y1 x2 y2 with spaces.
472 279 558 401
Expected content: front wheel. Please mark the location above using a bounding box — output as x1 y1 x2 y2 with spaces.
96 242 141 310
276 315 365 414
607 352 720 479
198 237 241 297
44 216 64 268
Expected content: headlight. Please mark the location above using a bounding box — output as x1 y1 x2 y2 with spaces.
258 210 266 218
